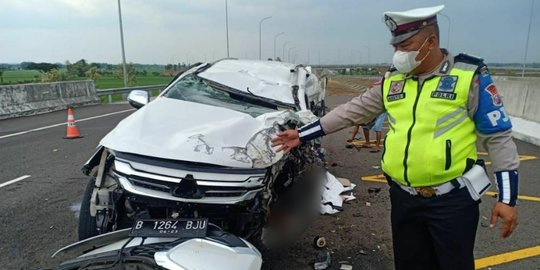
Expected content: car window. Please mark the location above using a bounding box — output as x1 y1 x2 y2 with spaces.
163 74 277 117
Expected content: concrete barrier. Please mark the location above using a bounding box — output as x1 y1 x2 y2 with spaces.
0 80 99 120
492 76 540 146
492 76 540 122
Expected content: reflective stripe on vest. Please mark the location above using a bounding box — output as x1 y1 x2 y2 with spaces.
381 66 478 187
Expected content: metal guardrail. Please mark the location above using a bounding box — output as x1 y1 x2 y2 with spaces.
96 84 168 103
330 75 381 80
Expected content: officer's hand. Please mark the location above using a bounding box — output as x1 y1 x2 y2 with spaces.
490 202 518 239
271 129 301 153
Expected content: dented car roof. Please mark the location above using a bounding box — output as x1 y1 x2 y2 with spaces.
198 59 298 105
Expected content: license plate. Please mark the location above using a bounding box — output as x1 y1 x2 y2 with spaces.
129 218 208 238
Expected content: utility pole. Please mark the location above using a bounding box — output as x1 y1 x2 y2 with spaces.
282 41 290 61
273 32 284 60
258 16 272 60
439 13 451 49
522 0 535 77
288 47 296 62
117 0 128 87
225 0 230 58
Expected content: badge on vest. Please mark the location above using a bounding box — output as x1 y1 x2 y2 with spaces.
387 80 406 102
431 76 458 100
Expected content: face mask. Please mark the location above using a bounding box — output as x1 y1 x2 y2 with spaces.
392 37 431 73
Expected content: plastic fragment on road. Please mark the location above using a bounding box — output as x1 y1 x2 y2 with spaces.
340 264 353 270
336 177 351 187
313 250 331 270
320 171 357 215
341 192 356 202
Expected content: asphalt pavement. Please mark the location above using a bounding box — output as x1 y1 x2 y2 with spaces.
0 104 134 269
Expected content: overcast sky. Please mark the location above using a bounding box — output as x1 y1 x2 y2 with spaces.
1 0 539 65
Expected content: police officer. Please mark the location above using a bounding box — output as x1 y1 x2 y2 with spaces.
271 5 519 270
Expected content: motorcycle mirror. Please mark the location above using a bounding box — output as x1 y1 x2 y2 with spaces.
127 90 149 109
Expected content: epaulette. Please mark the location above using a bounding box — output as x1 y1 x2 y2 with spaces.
454 53 484 66
384 66 399 78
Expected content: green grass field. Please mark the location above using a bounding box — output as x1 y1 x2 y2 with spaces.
1 70 172 89
3 70 42 84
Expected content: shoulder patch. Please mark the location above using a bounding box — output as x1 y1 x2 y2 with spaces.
473 70 512 134
484 83 503 106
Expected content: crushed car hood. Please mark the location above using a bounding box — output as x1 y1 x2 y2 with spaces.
100 98 314 168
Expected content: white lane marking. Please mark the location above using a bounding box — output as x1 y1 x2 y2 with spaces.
0 175 31 188
0 109 135 140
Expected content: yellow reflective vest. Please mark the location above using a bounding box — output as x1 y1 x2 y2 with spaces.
382 63 478 187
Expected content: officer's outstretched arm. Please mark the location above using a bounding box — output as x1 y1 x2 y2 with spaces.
286 81 385 146
320 83 385 135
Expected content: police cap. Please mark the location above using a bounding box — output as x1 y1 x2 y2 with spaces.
383 5 444 45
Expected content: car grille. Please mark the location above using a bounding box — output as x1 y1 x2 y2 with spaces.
126 174 249 198
113 153 267 204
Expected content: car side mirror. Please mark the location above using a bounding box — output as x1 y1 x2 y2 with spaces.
127 90 149 109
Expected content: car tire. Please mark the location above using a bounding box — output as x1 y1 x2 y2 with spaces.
78 177 98 241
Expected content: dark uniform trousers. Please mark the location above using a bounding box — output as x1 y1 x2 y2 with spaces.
389 183 480 270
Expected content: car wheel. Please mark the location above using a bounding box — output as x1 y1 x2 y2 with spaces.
78 177 98 240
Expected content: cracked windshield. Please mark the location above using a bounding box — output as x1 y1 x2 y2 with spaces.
163 74 277 117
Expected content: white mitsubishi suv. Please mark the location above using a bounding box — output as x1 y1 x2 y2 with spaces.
78 59 327 247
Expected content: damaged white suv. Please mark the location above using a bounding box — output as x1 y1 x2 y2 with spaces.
79 59 327 247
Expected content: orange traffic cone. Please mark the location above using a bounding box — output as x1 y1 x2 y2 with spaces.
64 106 83 139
